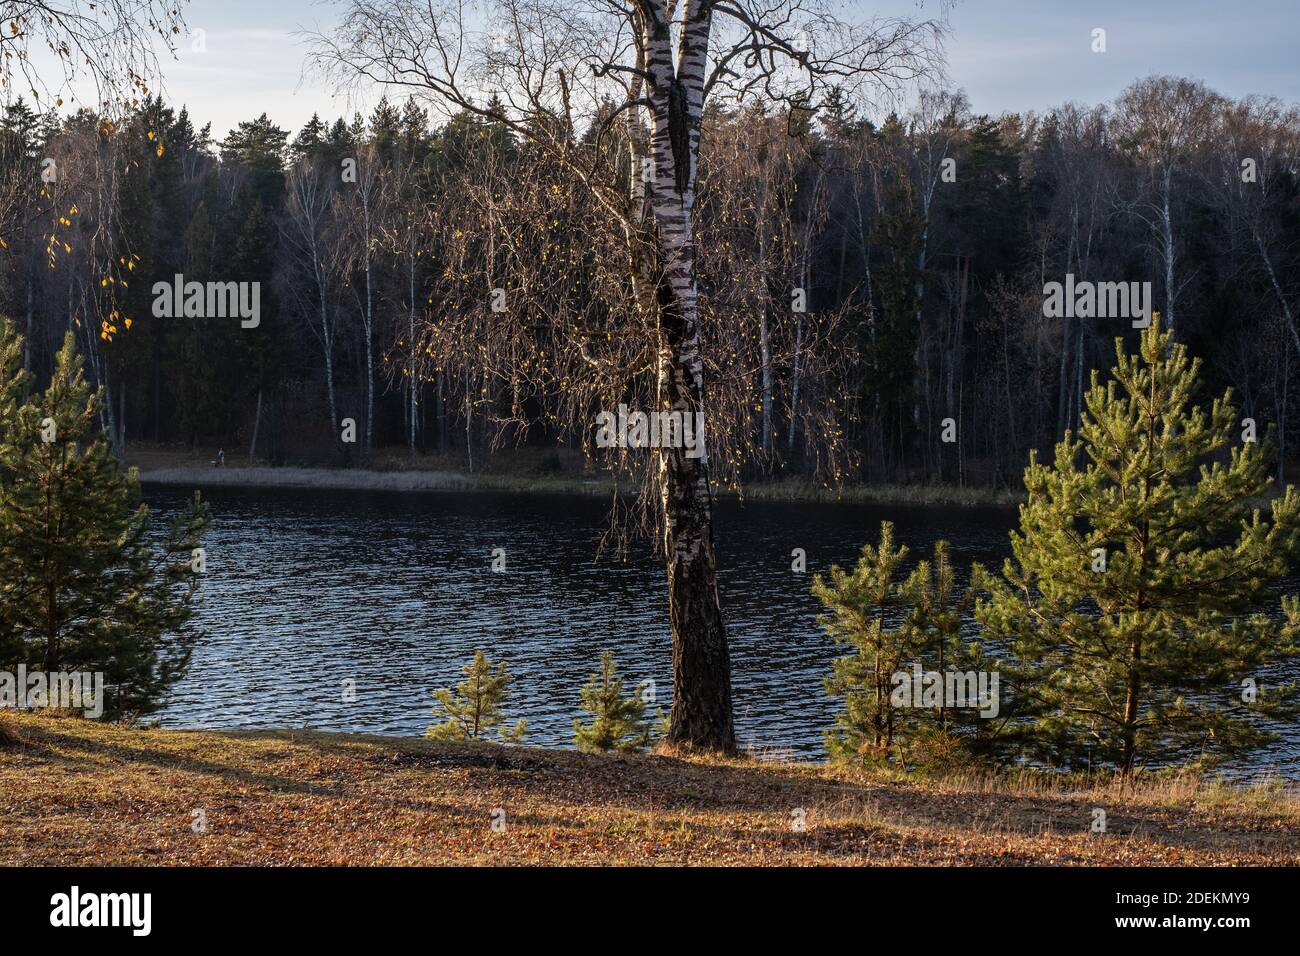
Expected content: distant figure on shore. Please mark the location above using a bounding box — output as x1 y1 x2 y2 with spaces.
212 448 225 468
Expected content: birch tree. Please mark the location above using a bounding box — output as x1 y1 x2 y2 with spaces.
379 154 432 459
339 143 386 460
283 161 342 447
902 90 965 401
1114 76 1218 335
0 1 184 112
1204 95 1300 359
311 0 946 750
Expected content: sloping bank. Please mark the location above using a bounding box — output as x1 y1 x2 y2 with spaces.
0 714 1294 865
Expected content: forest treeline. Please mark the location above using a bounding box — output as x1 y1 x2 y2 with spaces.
0 74 1297 487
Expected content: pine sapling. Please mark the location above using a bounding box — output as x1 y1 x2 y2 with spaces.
572 651 652 753
427 650 526 743
813 521 913 763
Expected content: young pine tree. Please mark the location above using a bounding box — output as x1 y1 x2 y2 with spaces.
813 521 913 763
427 650 526 743
0 324 210 717
897 540 1004 768
975 320 1300 775
572 651 652 753
816 524 993 768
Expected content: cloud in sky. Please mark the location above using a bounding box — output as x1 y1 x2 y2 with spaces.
938 0 1300 114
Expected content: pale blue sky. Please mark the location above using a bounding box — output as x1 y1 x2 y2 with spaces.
134 0 1300 137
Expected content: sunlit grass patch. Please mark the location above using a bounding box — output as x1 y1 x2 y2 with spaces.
2 713 1296 866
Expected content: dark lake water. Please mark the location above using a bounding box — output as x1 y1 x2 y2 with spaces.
143 483 1299 780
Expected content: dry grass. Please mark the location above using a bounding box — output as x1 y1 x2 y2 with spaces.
128 445 1021 508
730 479 1023 507
1 713 1296 866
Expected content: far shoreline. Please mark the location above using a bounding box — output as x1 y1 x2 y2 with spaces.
134 461 1024 509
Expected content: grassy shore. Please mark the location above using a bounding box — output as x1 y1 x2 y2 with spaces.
128 445 1023 507
2 713 1295 866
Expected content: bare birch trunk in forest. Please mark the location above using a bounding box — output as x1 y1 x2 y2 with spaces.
409 259 418 459
757 187 773 458
1160 170 1176 331
249 388 262 464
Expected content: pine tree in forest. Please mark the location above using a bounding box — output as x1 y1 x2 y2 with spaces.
572 651 652 753
231 201 283 462
292 113 329 162
0 323 210 717
0 317 26 475
369 96 402 162
427 650 526 743
171 201 217 444
868 135 923 470
975 319 1300 775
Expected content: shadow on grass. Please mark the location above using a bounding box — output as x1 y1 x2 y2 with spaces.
16 722 350 798
8 717 1297 859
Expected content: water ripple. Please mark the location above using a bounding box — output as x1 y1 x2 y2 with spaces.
145 484 1299 780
